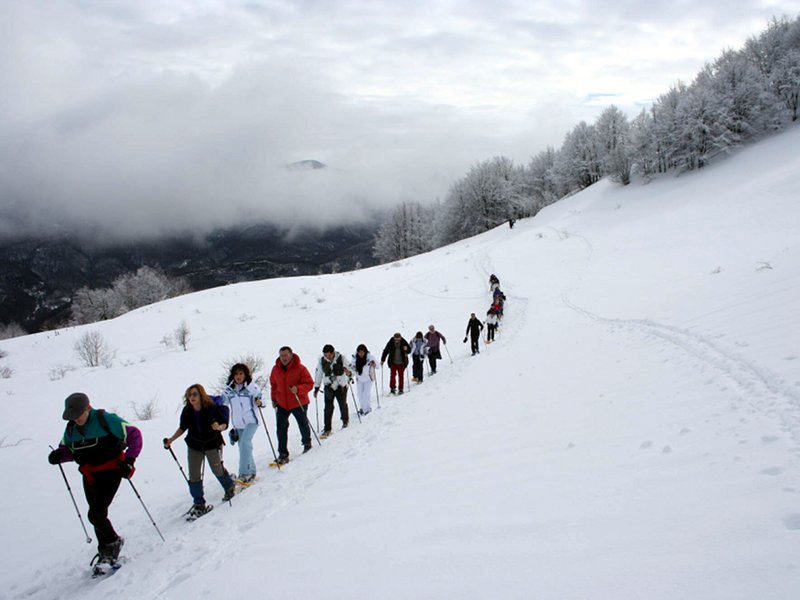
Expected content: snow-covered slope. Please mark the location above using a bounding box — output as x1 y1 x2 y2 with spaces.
1 126 799 599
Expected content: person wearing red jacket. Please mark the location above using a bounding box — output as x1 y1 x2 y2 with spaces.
269 346 313 464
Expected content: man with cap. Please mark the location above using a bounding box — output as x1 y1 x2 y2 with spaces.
48 392 142 574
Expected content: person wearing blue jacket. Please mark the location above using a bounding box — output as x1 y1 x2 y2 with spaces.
223 363 263 485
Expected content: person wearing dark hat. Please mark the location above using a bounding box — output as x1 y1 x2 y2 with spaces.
48 392 143 574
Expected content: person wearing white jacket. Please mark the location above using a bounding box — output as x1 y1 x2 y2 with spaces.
222 363 263 484
314 344 352 436
350 344 377 415
486 309 499 344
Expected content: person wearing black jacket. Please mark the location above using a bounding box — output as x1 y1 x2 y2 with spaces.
464 313 484 356
164 384 236 518
380 333 410 395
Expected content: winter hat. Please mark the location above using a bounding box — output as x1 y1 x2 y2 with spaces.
63 392 90 421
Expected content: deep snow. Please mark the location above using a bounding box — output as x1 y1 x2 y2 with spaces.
1 126 799 599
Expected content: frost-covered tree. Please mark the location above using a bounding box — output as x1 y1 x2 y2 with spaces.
525 147 563 211
774 48 800 121
373 201 436 263
555 122 602 191
71 267 191 325
436 157 529 246
595 105 633 184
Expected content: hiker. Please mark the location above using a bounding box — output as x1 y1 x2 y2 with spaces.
222 363 263 485
350 344 378 415
489 274 500 291
48 392 142 573
464 313 484 355
314 344 352 437
491 294 504 319
269 346 313 464
380 332 410 395
424 325 447 374
410 331 427 383
164 384 236 519
486 309 498 343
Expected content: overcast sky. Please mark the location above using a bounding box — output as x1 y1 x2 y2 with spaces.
1 0 798 242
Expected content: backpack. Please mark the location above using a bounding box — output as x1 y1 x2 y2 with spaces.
65 408 125 454
209 395 230 423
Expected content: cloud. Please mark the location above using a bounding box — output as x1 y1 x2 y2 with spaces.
1 0 797 241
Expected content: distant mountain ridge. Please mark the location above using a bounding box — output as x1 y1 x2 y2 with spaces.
286 160 327 171
0 221 377 332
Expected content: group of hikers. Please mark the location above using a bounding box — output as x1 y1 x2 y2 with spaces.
464 274 507 355
47 274 507 575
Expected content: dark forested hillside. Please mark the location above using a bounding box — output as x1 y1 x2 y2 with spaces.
0 222 378 332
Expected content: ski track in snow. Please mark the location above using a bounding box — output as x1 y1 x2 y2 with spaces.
555 224 800 453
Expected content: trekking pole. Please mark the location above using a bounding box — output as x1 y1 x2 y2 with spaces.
256 405 280 470
49 445 92 544
380 363 385 395
315 391 321 432
406 367 411 392
163 440 189 484
347 381 362 424
292 391 322 446
127 479 166 542
373 377 381 408
443 342 453 364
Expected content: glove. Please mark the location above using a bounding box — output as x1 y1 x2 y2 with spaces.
271 400 278 409
48 449 61 465
119 456 136 479
313 388 319 398
163 437 171 449
229 428 239 445
463 337 467 343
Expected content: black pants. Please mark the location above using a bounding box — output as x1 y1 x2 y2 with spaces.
412 355 424 381
470 335 480 354
323 385 349 431
428 348 440 373
83 470 123 547
276 404 311 457
487 324 496 341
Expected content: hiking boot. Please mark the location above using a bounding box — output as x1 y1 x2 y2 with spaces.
236 474 255 485
222 486 236 502
105 536 124 561
342 421 349 428
390 388 396 395
188 503 212 519
397 390 404 395
276 455 290 465
303 443 312 453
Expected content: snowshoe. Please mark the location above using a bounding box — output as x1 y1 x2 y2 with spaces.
186 503 214 522
90 554 121 579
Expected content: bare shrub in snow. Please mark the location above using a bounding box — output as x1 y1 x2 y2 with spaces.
48 364 77 381
216 353 267 392
174 321 190 351
130 396 159 420
74 331 115 367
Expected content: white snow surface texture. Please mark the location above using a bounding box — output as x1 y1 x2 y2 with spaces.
1 126 800 600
